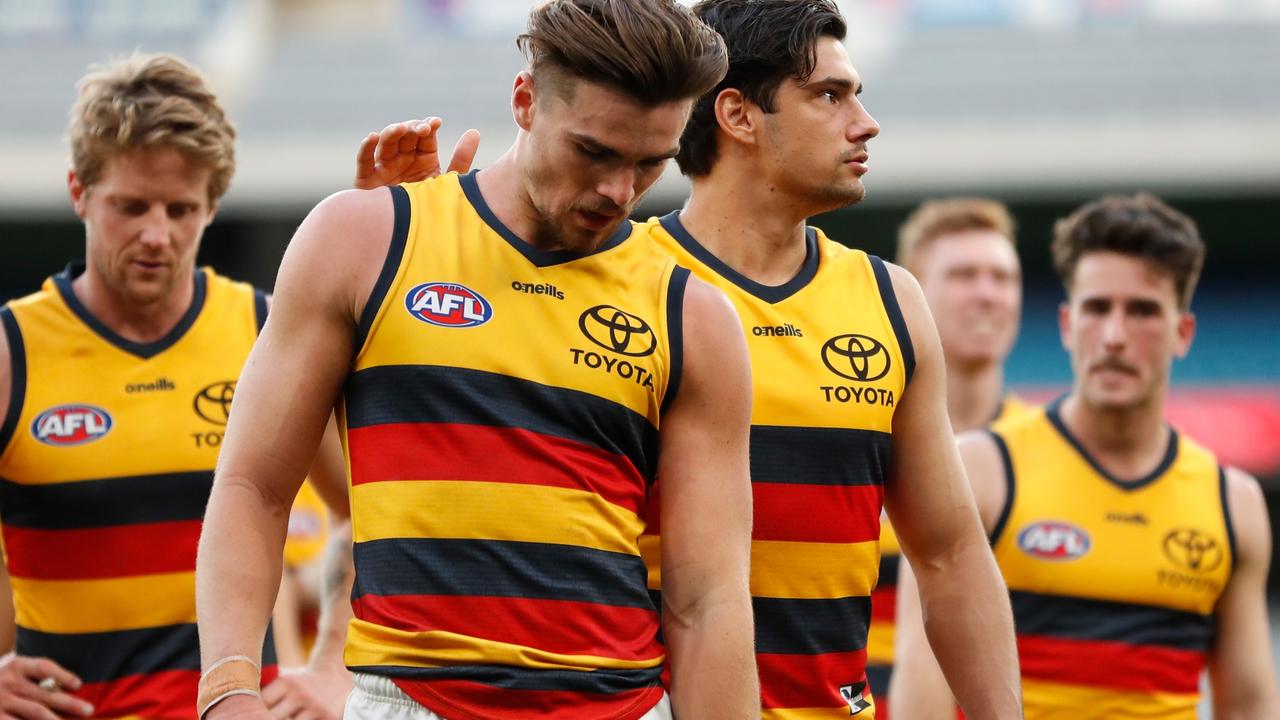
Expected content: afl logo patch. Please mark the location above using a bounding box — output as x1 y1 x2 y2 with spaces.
405 282 493 328
31 405 113 446
1018 521 1091 561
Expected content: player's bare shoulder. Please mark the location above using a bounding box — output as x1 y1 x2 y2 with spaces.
956 429 1011 534
1223 466 1272 565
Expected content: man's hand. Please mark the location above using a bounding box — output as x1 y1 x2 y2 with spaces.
261 665 353 720
353 117 481 189
0 654 92 719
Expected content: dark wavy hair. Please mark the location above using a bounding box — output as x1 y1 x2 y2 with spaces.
1052 193 1206 310
676 0 846 176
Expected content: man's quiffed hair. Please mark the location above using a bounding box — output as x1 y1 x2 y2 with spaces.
897 197 1017 273
69 52 236 203
517 0 728 106
1052 193 1206 310
677 0 846 177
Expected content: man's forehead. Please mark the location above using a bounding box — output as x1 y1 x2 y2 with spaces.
1071 253 1179 302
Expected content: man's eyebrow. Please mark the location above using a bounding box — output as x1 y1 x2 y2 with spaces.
568 131 678 163
807 76 860 95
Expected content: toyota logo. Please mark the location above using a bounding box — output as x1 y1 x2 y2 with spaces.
821 334 891 382
1162 528 1223 573
194 381 236 426
578 305 657 357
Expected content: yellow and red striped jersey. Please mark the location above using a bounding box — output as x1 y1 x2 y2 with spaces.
340 173 684 720
0 265 277 718
990 401 1232 719
638 212 913 719
866 393 1035 714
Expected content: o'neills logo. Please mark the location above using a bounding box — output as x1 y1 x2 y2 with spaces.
31 405 113 446
511 280 564 300
752 323 803 338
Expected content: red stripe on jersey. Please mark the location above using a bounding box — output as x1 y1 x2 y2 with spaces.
394 678 664 720
642 483 883 541
75 669 198 718
751 483 883 543
348 423 646 514
871 585 897 622
1018 633 1204 694
2 520 201 580
757 649 869 710
352 594 662 662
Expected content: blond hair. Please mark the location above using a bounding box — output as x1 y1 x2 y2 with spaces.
897 197 1016 273
69 52 236 202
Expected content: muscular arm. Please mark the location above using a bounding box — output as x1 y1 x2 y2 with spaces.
890 431 1011 718
880 264 1019 719
1208 467 1280 719
196 188 392 715
657 278 758 719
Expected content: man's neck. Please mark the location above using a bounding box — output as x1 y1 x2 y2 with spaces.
478 151 580 253
73 266 195 344
946 359 1006 432
681 165 813 287
1058 392 1171 483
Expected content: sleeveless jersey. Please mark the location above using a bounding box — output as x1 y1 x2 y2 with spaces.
0 265 277 718
865 393 1035 713
638 211 913 720
340 173 684 720
990 401 1233 719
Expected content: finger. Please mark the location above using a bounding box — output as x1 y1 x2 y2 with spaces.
376 123 411 165
402 117 439 154
446 129 482 175
20 658 81 691
32 690 93 718
267 692 305 720
354 133 379 184
2 696 61 720
261 675 291 704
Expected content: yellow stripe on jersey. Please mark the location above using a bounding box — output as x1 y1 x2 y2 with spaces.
1021 679 1198 720
750 540 880 599
10 571 195 633
351 480 643 555
344 619 662 671
762 708 872 720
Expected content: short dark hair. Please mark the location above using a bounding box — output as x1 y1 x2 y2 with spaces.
517 0 728 107
1052 193 1206 310
676 0 846 176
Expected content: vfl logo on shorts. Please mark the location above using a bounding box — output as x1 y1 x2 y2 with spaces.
31 405 113 446
839 682 872 715
1018 521 1091 561
405 282 493 328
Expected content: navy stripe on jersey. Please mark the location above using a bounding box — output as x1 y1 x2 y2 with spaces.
867 255 915 385
987 429 1016 546
350 663 662 694
353 538 655 609
657 211 819 304
253 289 269 333
1010 590 1213 651
355 185 411 354
345 364 659 481
754 596 871 654
52 263 208 360
16 623 276 684
877 553 900 587
0 307 25 454
1218 466 1239 568
751 425 891 486
0 471 212 529
660 266 688 415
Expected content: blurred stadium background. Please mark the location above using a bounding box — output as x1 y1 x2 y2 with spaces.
2 0 1278 694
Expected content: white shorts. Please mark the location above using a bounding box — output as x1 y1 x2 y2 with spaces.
344 672 674 720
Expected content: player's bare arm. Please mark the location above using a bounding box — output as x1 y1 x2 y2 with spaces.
890 429 1011 718
196 187 394 719
879 263 1020 719
1208 467 1280 719
655 277 758 719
